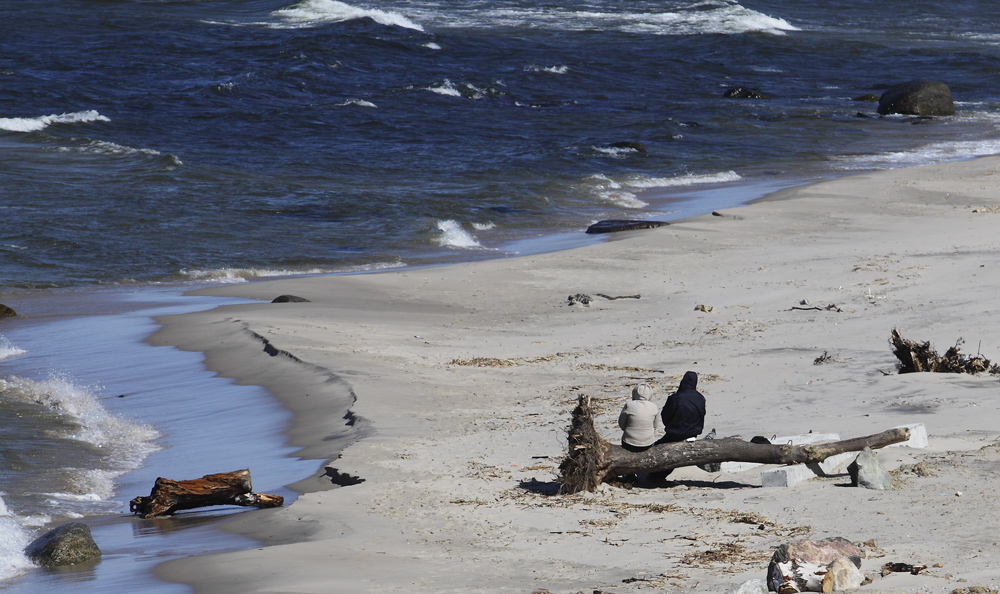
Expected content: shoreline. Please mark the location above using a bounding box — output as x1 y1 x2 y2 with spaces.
152 156 1000 593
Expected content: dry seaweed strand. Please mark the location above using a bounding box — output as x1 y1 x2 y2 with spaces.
890 327 1000 374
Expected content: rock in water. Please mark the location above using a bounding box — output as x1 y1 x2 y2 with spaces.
0 304 15 318
271 295 311 303
24 522 101 567
585 219 669 234
821 557 864 592
877 80 955 116
848 446 893 490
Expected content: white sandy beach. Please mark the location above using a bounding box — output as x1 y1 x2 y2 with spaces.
148 157 1000 593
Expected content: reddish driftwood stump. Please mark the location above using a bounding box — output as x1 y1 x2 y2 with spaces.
129 469 283 518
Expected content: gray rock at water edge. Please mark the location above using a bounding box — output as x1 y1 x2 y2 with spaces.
848 446 893 490
877 80 955 116
24 522 101 567
271 294 311 303
725 578 767 594
585 219 669 234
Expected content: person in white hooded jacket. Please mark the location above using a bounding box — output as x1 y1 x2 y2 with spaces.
618 383 661 452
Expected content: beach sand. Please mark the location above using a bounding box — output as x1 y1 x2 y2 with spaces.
148 157 1000 593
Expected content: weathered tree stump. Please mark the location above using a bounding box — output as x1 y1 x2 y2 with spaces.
129 469 283 518
558 396 910 493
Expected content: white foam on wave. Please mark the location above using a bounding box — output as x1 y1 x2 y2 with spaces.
0 336 26 362
180 261 406 283
404 0 796 36
57 140 162 158
472 221 496 231
0 376 161 496
0 497 33 581
834 110 1000 171
434 220 485 249
336 98 378 108
525 64 569 74
0 110 110 133
426 80 463 98
272 0 424 31
623 170 743 188
585 171 743 209
585 174 649 209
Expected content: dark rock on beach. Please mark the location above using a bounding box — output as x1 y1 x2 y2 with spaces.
25 522 102 567
271 295 311 303
585 219 669 234
878 80 955 116
723 87 768 99
0 304 16 318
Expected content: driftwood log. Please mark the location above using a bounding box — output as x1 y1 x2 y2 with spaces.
129 469 283 518
558 396 910 493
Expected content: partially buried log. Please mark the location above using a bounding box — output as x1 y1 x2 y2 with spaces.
130 469 283 518
558 395 910 494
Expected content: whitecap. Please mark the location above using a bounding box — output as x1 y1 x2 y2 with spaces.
471 221 496 231
336 98 378 108
434 220 484 249
426 80 463 97
0 110 110 133
272 0 424 31
0 335 26 362
525 64 569 74
57 140 162 157
423 42 441 50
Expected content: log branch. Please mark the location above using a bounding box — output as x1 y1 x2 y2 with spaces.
558 395 910 493
130 469 284 518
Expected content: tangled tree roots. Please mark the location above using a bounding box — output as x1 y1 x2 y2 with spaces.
891 328 1000 375
558 395 609 494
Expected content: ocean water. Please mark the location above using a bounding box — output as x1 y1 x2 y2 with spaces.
2 0 1000 588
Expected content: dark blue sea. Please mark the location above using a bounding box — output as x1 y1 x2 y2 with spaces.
2 0 1000 588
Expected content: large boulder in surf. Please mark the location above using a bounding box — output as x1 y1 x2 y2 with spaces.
24 522 102 567
877 80 955 116
0 304 15 318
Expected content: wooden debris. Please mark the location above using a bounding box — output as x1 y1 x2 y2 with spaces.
558 395 910 494
129 469 283 519
890 327 1000 374
595 293 640 300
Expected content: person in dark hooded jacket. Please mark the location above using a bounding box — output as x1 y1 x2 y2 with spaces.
656 370 706 444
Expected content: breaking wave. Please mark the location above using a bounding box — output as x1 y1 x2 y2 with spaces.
0 111 110 133
272 0 424 31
